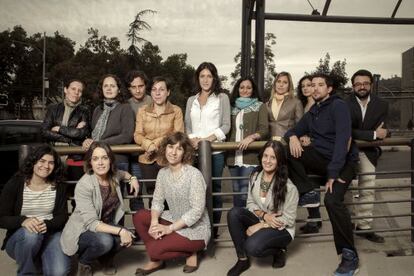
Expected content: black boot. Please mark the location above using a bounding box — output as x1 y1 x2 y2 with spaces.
272 248 287 268
227 259 250 276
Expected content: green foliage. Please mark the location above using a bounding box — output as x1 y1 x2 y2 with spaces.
309 53 348 89
231 32 277 99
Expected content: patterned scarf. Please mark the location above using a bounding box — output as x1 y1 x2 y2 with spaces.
92 100 119 141
231 97 262 115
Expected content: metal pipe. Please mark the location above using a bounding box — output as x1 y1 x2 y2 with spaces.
42 32 46 114
411 138 414 243
254 0 265 99
261 13 414 24
391 0 403 18
241 0 253 78
18 144 31 168
198 140 214 255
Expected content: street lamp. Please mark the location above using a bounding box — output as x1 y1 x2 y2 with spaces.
11 32 46 113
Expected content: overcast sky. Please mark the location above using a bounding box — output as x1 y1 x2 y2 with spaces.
1 0 414 88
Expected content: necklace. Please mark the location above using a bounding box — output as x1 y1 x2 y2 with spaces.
260 174 272 193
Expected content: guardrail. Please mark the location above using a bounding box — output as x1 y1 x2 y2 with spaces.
18 137 414 254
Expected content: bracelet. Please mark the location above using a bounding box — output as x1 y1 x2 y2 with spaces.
261 212 267 221
128 176 137 184
117 227 123 236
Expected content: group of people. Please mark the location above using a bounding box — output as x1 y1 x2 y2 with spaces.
0 61 388 276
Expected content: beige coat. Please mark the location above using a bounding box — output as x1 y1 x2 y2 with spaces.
266 95 303 137
134 101 184 164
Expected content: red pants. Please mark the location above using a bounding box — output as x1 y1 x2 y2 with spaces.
133 209 205 262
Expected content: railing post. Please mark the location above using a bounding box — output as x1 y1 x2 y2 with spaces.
411 139 414 243
198 140 214 256
18 145 31 168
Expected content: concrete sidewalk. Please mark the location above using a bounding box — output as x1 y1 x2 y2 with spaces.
1 178 413 275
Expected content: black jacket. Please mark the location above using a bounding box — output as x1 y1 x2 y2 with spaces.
41 102 91 146
0 175 68 250
346 94 389 166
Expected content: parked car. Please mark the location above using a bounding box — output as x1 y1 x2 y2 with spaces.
0 120 43 190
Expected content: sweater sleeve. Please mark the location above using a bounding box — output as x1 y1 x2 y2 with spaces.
101 104 134 145
44 183 68 231
246 173 261 214
0 176 27 230
284 113 310 139
180 169 206 227
276 181 299 228
256 103 269 140
151 170 166 214
213 93 231 141
328 100 352 179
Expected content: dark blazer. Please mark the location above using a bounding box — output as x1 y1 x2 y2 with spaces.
0 175 68 250
346 94 389 166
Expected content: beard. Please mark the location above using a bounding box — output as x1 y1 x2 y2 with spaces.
354 89 370 99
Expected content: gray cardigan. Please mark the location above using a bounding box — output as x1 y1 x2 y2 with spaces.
185 93 231 141
91 103 135 163
60 173 125 256
246 171 299 239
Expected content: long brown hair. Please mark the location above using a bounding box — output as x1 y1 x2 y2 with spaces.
251 140 288 211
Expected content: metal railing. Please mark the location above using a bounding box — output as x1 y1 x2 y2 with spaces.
18 137 414 254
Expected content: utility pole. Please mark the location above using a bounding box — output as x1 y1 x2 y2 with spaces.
42 32 46 113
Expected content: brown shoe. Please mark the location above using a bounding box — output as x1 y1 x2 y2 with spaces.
77 263 93 276
135 262 166 276
183 264 199 273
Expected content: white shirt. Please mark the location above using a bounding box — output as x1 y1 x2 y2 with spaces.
356 95 376 139
188 94 226 141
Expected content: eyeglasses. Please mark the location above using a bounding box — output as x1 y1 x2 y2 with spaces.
353 82 371 88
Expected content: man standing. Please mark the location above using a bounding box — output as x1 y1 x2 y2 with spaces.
125 70 152 211
347 69 388 243
285 73 359 276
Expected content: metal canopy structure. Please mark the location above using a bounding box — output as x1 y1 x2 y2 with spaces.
241 0 414 100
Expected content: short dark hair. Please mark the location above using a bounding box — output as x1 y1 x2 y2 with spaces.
230 76 259 105
18 144 64 187
351 69 373 85
125 70 149 87
193 62 222 95
152 76 172 92
311 73 334 88
97 74 127 106
157 132 194 166
64 79 85 90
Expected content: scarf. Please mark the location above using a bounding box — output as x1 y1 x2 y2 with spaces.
231 98 262 115
62 98 82 127
92 100 119 141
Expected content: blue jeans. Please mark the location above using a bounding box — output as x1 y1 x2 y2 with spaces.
228 166 256 207
130 161 145 211
5 228 70 276
77 231 121 265
227 207 292 258
212 153 225 235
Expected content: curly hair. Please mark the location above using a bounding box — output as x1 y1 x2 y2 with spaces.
83 141 118 195
296 75 312 108
157 132 194 166
97 74 128 107
230 76 259 106
251 140 289 212
18 144 64 188
192 62 223 96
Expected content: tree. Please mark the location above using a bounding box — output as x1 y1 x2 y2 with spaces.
231 33 277 99
310 53 348 89
127 9 157 56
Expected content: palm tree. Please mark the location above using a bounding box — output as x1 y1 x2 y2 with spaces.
127 9 157 56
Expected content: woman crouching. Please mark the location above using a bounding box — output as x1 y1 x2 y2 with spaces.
133 132 210 275
227 140 299 276
60 141 139 275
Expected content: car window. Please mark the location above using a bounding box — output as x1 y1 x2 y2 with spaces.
3 124 42 145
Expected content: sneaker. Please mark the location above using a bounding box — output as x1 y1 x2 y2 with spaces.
300 221 322 234
272 248 286 268
227 259 250 276
298 191 320 208
334 248 359 276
